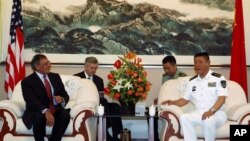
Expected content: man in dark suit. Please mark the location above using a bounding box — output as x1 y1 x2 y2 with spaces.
21 54 70 141
74 56 122 141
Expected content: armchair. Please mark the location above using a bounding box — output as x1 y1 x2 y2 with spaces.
158 76 250 141
0 75 99 141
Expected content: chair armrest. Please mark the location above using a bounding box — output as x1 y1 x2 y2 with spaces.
227 103 250 122
158 104 184 140
159 104 184 118
65 99 76 109
70 102 97 117
0 100 24 118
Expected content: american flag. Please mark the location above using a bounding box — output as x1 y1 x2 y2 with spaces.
5 0 25 98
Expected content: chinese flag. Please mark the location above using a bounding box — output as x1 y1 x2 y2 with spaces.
230 0 248 100
4 0 25 98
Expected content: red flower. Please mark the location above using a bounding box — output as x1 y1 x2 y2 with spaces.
104 87 110 94
108 73 114 79
127 90 133 95
114 93 121 100
137 77 142 82
114 60 122 69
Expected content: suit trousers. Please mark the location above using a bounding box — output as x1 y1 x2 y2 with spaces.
100 97 123 139
32 107 70 141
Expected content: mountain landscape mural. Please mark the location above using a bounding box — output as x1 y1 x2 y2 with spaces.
23 0 234 56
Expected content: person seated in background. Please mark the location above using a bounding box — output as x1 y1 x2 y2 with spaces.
21 54 70 141
161 52 228 141
74 56 122 141
154 55 187 104
152 55 187 141
162 55 187 84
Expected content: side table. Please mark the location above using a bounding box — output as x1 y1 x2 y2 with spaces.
98 115 156 141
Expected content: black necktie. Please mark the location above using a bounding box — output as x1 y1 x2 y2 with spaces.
43 75 55 114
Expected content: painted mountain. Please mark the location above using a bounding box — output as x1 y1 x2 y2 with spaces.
23 0 234 55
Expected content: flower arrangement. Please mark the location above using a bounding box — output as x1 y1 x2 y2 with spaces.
104 52 151 104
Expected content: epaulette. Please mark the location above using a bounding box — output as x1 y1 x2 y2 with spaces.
189 75 198 81
211 72 222 78
179 72 187 77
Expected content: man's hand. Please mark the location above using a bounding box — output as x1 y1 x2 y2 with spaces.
161 100 174 105
45 110 54 127
54 96 64 104
202 110 214 120
161 98 189 107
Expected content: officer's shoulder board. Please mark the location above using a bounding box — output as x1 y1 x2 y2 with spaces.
211 72 222 78
189 75 198 81
179 72 187 77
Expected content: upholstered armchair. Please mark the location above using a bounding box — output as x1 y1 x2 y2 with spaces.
158 77 250 141
0 75 99 141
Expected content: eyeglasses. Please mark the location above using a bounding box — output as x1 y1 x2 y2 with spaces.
38 61 51 66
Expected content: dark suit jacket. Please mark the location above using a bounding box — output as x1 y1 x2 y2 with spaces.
21 72 69 129
74 71 104 91
74 71 123 137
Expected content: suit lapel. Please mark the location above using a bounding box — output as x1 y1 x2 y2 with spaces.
32 73 47 96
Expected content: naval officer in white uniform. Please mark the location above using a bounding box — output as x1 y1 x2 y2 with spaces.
161 52 228 141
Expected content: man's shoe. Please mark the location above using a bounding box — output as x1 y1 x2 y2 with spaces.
107 134 113 141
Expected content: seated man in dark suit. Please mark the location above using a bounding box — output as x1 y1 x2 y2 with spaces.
74 56 122 141
21 54 70 141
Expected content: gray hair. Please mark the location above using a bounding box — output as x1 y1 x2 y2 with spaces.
85 56 98 64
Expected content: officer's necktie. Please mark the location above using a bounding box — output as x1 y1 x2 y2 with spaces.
43 75 55 114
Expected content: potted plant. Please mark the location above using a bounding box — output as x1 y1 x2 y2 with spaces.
104 52 151 115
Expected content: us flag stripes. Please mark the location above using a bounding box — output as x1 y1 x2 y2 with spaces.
5 0 25 98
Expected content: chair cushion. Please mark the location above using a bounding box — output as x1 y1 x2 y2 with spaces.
15 118 73 135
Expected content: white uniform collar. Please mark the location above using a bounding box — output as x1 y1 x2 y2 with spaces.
197 70 212 80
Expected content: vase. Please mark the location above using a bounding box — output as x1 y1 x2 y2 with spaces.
119 101 135 116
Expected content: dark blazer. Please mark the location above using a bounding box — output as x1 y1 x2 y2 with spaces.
74 71 104 91
74 71 123 139
21 72 69 129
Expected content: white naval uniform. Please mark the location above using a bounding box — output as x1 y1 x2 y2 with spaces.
180 70 228 141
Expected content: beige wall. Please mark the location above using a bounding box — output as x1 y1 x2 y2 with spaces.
1 64 249 105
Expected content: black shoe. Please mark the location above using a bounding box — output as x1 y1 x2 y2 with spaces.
113 137 120 141
107 134 113 141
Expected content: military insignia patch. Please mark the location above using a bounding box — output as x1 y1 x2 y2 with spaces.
211 72 222 78
220 80 227 88
208 82 216 87
189 75 198 81
192 86 196 92
179 72 187 77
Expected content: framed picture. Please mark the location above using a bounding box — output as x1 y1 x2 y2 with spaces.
0 0 241 65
